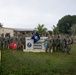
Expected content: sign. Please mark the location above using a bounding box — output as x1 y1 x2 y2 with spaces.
26 37 47 50
27 43 32 47
43 42 47 47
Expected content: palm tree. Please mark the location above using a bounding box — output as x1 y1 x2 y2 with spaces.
35 24 47 34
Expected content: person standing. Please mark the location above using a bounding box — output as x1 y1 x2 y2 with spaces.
4 36 9 49
59 34 64 51
44 35 53 52
66 35 73 54
62 35 67 53
56 35 60 51
52 35 57 52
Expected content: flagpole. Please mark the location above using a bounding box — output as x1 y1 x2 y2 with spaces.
52 25 56 36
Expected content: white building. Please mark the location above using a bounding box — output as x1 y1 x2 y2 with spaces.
0 27 33 37
0 27 14 37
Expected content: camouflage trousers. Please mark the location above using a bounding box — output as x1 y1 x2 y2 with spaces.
45 44 52 52
66 45 71 54
63 45 71 54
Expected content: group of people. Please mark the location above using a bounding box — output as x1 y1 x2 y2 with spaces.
44 34 73 54
0 33 26 50
0 33 73 54
0 32 48 50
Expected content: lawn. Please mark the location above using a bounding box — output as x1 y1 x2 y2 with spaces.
1 44 76 75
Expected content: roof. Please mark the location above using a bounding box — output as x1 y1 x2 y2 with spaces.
1 27 34 31
10 28 34 31
0 27 13 30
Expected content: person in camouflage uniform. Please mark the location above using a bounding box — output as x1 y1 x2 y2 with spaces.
44 35 53 52
59 34 64 51
4 36 9 49
61 35 67 52
66 35 73 54
52 35 57 52
17 33 24 50
20 34 26 50
56 35 60 51
13 34 18 42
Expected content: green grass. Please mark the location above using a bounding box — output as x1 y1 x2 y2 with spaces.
1 44 76 75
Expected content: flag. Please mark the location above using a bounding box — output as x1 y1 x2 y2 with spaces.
31 32 40 43
8 42 17 49
53 25 55 28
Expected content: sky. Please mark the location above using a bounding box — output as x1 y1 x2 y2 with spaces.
0 0 76 30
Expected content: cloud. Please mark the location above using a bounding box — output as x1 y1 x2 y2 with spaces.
0 0 76 30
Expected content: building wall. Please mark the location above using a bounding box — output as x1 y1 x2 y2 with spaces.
0 27 14 37
0 27 34 37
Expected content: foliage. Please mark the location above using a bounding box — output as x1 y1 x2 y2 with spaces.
71 24 76 36
1 44 76 75
48 30 52 35
57 15 76 34
53 27 60 35
34 24 47 34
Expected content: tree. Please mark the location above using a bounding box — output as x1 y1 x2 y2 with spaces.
57 15 76 34
34 24 47 34
71 24 76 36
48 30 52 35
53 27 60 35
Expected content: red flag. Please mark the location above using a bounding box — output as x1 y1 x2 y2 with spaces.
8 42 17 49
